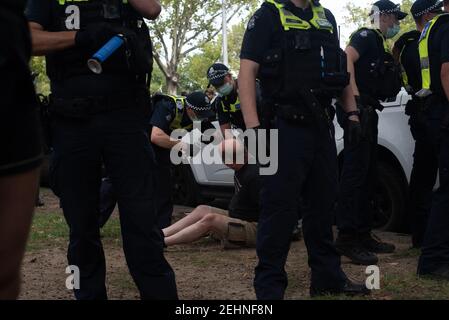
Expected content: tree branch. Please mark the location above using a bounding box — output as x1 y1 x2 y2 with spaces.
180 5 243 57
153 51 170 79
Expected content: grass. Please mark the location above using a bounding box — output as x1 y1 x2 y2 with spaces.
28 213 68 251
381 273 449 300
27 211 122 251
391 248 421 259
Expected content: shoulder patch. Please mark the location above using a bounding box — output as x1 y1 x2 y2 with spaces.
247 15 257 31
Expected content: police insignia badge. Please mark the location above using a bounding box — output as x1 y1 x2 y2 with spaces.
360 30 368 37
247 15 257 30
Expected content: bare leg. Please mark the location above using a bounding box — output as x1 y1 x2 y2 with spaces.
164 213 229 246
0 168 40 299
163 205 213 237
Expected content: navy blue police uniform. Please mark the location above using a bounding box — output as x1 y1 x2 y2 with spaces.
150 94 192 229
26 0 178 300
417 13 449 277
241 0 359 299
394 30 438 248
335 22 401 263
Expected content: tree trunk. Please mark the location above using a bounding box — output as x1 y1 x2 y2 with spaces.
166 75 179 95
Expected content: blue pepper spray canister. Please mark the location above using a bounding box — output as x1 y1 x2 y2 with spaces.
88 34 125 74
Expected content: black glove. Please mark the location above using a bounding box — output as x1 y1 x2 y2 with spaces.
360 94 384 112
346 119 363 147
74 23 117 49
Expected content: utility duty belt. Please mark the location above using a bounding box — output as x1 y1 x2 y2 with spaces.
273 88 335 131
359 94 384 112
49 91 150 118
405 97 432 117
409 93 448 115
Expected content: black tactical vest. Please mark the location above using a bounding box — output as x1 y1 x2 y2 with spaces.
258 2 348 104
353 28 402 100
46 0 153 82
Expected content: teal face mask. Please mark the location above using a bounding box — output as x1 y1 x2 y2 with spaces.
386 24 400 39
217 83 234 96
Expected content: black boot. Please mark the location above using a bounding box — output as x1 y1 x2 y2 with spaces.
360 232 395 254
335 234 378 265
310 279 371 297
418 265 449 280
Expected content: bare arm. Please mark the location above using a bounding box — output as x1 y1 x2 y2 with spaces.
238 59 260 129
220 123 232 138
129 0 161 20
339 85 359 122
442 62 449 102
151 126 181 149
28 22 76 56
345 46 361 97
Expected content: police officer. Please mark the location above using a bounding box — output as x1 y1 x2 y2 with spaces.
150 91 214 229
239 0 369 298
207 63 253 134
393 0 443 249
335 0 405 265
26 0 178 300
416 8 449 279
0 0 43 299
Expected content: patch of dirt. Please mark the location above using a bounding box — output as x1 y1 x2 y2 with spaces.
20 190 421 300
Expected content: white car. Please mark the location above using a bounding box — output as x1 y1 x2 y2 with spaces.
172 89 415 231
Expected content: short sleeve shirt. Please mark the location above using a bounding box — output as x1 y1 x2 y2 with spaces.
429 23 449 97
150 98 192 135
241 1 339 64
348 28 385 95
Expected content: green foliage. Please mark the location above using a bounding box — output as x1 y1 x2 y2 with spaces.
150 0 257 94
178 21 246 92
30 57 50 96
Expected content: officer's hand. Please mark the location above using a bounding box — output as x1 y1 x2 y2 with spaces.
75 23 116 49
346 119 363 147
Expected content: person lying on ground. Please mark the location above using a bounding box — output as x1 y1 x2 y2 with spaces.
163 138 260 248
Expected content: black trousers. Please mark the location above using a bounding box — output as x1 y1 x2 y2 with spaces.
336 113 378 236
98 177 116 229
408 113 439 248
255 117 346 300
50 107 178 300
153 148 173 229
418 102 449 274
